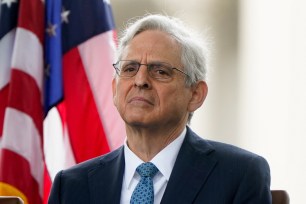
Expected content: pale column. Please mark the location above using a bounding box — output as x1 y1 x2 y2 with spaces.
238 0 306 203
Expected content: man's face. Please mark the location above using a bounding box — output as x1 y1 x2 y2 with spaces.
112 30 196 129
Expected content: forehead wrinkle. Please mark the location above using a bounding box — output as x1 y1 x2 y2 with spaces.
122 30 182 66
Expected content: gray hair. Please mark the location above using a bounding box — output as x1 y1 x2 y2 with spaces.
116 14 209 86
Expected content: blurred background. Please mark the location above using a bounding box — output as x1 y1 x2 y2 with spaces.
111 0 306 203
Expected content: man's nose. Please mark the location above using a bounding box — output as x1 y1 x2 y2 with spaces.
134 65 151 88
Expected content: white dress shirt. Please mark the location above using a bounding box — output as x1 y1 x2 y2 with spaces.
120 128 186 204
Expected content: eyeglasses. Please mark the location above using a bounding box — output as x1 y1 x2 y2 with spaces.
113 60 189 81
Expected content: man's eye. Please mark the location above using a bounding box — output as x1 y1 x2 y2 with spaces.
122 64 138 72
156 69 168 75
150 65 171 76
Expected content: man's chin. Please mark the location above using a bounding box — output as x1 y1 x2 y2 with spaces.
124 118 153 128
126 120 148 127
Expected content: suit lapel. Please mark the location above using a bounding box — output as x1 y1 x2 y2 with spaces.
88 147 125 204
161 128 217 204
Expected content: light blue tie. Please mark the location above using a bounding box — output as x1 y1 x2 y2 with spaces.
130 162 159 204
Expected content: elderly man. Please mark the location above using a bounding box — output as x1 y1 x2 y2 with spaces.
49 14 271 204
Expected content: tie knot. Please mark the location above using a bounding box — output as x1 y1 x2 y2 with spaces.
136 162 158 178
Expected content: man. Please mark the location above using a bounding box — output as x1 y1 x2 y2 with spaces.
49 14 271 204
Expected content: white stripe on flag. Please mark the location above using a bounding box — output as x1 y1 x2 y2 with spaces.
1 107 44 197
78 31 125 150
44 107 76 180
11 28 43 92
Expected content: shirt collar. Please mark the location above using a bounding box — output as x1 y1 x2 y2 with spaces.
123 127 186 189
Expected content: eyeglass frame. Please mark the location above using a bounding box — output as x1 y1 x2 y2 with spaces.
112 60 190 81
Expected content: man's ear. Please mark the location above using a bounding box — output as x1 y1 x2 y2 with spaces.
112 77 118 107
188 81 208 112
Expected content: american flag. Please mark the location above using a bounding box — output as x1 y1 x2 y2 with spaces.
0 0 125 203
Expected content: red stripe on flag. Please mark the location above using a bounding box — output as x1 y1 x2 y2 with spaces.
43 164 52 204
113 30 118 46
0 85 9 136
18 0 44 43
0 149 42 204
7 69 43 137
63 47 110 163
56 101 67 130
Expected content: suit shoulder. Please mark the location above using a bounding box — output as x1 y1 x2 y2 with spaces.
49 146 124 202
207 140 265 161
204 140 270 176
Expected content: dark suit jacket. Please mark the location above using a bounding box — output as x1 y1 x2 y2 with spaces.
48 127 271 204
